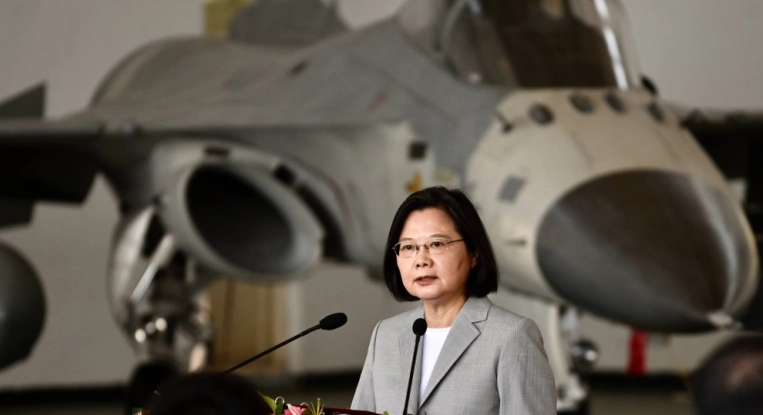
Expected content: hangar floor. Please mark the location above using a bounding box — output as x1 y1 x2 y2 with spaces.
1 375 693 415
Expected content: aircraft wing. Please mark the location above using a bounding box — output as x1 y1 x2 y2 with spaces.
0 118 103 143
0 83 101 142
0 85 108 227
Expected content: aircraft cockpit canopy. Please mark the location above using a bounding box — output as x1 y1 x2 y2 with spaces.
397 0 641 89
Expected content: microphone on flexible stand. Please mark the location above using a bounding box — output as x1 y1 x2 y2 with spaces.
402 318 427 415
223 312 347 374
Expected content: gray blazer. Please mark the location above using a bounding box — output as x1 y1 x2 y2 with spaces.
351 297 556 415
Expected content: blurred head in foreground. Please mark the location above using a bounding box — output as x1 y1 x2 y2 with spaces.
149 372 271 415
691 335 763 415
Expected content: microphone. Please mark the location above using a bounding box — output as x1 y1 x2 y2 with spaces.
224 312 347 374
403 318 427 415
318 312 348 331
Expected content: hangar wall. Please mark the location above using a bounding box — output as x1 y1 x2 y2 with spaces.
625 0 763 109
0 0 761 388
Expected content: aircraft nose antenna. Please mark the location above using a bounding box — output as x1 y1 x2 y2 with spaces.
536 170 757 332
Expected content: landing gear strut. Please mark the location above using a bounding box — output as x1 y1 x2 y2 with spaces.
108 208 214 414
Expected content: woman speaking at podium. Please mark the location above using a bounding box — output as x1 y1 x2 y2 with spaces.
352 187 556 415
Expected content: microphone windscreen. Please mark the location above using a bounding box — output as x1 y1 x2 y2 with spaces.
319 312 348 331
412 318 427 336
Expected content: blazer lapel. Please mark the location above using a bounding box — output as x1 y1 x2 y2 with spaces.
398 308 424 414
419 297 491 406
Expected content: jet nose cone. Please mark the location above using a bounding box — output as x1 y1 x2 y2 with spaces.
537 170 757 332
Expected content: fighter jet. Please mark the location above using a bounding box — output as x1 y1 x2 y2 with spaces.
0 0 760 413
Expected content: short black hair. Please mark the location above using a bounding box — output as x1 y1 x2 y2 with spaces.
383 186 499 301
691 335 763 415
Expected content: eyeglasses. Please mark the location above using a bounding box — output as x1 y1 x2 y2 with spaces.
392 238 464 258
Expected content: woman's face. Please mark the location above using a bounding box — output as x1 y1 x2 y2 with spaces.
397 208 477 306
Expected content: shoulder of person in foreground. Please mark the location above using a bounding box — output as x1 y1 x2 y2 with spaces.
372 306 424 336
483 302 548 348
150 372 271 415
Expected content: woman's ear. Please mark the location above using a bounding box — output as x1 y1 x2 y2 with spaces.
471 253 478 269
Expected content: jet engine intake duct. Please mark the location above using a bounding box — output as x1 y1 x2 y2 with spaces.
537 170 757 332
186 166 292 273
159 159 323 279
